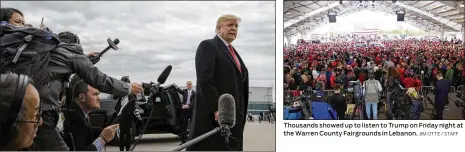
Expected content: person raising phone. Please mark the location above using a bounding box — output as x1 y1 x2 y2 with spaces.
63 76 120 151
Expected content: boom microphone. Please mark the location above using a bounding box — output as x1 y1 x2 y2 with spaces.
157 65 172 84
218 94 235 146
218 94 236 128
96 38 120 58
171 93 238 151
90 38 120 64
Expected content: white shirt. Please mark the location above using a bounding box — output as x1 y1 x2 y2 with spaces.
186 89 192 104
117 96 129 116
217 34 231 48
217 34 241 68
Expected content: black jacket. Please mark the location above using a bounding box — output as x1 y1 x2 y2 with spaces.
188 36 249 151
39 43 131 111
63 102 97 151
176 88 196 109
329 93 347 115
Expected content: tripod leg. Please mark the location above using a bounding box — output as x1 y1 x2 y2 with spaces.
351 104 357 120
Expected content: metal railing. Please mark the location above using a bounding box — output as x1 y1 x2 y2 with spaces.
420 86 434 95
286 85 463 99
450 86 456 93
457 85 465 92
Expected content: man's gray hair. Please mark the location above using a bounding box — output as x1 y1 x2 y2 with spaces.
215 14 241 34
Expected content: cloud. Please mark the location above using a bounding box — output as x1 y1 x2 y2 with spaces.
1 1 276 87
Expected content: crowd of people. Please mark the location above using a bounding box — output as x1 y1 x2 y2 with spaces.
284 34 464 120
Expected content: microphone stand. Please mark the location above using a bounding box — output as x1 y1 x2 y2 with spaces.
171 125 231 151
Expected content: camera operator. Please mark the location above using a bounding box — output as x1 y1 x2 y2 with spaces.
0 72 42 151
173 81 196 145
63 76 120 151
434 72 451 120
363 72 382 120
33 31 143 150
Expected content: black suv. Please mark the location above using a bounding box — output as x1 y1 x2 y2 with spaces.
88 85 183 145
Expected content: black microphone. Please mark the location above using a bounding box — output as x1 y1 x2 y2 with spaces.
157 65 172 84
171 93 237 151
96 38 119 58
90 38 120 64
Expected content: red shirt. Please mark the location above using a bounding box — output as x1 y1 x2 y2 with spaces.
330 74 336 88
415 79 422 91
403 78 415 88
358 73 367 84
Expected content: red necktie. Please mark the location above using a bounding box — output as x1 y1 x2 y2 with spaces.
228 44 241 72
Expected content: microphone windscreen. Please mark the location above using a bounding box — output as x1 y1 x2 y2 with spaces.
157 65 172 84
218 94 236 127
113 39 120 45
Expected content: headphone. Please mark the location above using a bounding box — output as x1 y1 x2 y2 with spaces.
0 73 29 148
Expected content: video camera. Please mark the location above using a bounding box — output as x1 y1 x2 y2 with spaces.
141 82 159 103
347 81 363 103
348 81 360 88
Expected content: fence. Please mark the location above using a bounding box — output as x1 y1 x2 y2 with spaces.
458 85 465 92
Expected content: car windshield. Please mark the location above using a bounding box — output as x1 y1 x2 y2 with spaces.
99 93 113 100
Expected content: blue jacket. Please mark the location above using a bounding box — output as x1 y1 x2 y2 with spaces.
434 79 451 105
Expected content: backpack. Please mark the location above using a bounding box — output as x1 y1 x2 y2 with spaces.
310 92 337 120
364 80 380 102
0 24 60 87
353 82 363 100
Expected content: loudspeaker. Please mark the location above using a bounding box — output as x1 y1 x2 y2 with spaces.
397 14 404 21
328 15 336 23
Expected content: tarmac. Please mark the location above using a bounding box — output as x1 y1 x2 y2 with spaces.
104 122 276 151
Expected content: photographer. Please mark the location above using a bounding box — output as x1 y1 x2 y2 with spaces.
0 72 41 151
63 76 120 151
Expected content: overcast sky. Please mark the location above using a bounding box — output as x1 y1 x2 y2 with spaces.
2 1 276 87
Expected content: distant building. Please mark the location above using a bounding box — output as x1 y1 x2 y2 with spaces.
178 86 274 115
